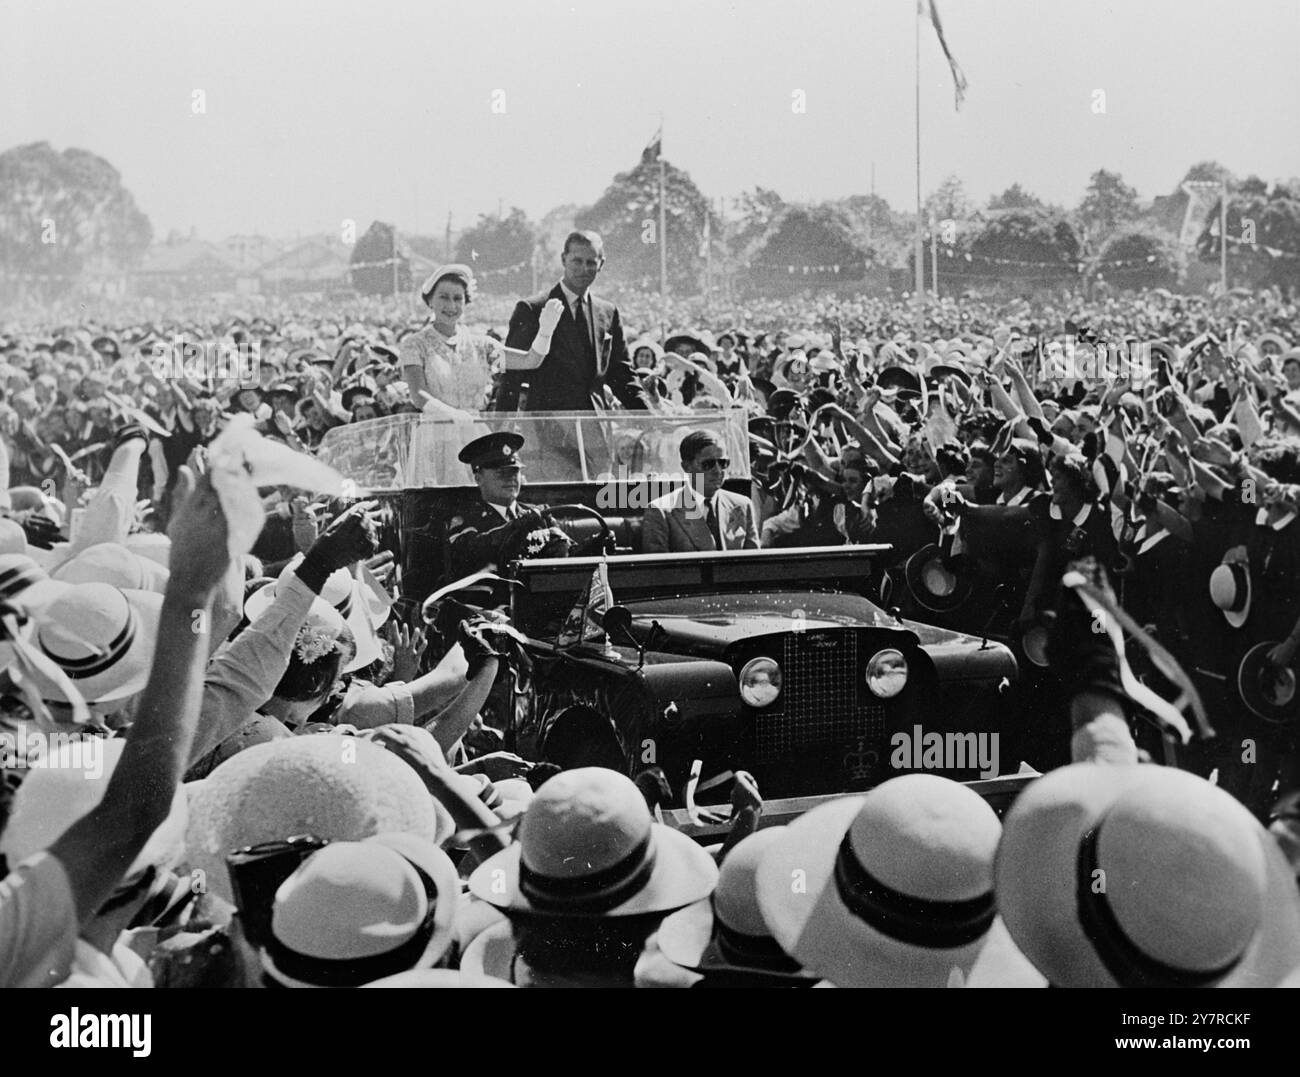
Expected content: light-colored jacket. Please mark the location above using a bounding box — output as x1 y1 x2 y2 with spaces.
641 485 758 554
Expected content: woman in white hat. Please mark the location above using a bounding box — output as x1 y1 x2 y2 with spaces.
996 762 1300 987
464 768 718 987
401 265 503 420
755 773 1010 988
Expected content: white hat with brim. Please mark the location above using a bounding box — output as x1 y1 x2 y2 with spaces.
995 763 1300 988
1209 562 1251 629
245 556 382 672
755 775 1003 988
0 553 71 614
467 768 717 919
52 542 170 594
657 827 815 980
24 584 162 706
468 822 716 919
260 832 460 988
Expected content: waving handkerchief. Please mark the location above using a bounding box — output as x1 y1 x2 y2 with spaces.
206 414 344 560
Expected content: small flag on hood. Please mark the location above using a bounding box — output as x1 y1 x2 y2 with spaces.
556 560 614 652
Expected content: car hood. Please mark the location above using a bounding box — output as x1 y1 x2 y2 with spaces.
623 591 912 650
621 590 1015 680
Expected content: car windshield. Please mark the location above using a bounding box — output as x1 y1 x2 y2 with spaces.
316 409 752 492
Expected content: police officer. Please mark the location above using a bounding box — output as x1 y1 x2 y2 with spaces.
445 432 566 577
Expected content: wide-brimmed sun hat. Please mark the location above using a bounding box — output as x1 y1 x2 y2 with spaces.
260 832 459 988
468 768 718 918
995 762 1300 988
185 734 451 904
755 774 1003 987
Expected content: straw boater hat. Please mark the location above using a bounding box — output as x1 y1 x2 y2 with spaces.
995 763 1300 988
185 734 451 904
755 774 1004 987
0 553 69 614
259 833 460 988
23 583 162 705
468 768 718 918
655 828 816 983
1208 560 1251 629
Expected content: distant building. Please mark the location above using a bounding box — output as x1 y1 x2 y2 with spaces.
257 237 353 295
133 239 240 298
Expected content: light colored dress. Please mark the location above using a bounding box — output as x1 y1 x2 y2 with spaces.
399 323 502 412
400 323 504 484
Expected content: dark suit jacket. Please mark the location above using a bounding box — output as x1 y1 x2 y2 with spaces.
498 284 648 412
446 498 547 578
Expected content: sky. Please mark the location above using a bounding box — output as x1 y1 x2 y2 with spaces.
3 0 1298 240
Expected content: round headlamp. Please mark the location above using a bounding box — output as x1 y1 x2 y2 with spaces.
739 656 782 708
865 648 908 698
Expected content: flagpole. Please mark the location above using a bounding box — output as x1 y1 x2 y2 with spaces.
1220 175 1228 293
658 117 669 339
914 2 925 339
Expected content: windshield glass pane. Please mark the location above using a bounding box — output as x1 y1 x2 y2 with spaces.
317 409 752 492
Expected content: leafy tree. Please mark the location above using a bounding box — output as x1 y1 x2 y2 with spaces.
1092 228 1181 289
924 174 973 224
731 187 787 252
742 205 869 292
1077 169 1140 245
0 141 152 297
576 153 714 292
966 209 1081 283
1197 187 1300 291
988 183 1044 212
454 207 535 293
349 221 411 296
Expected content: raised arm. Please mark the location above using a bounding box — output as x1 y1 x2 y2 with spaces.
48 468 232 925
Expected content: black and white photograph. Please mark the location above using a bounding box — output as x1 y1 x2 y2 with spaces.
2 0 1300 1025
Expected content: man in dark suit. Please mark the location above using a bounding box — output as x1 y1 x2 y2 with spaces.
498 231 648 414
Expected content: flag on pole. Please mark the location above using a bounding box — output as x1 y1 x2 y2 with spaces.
921 0 968 110
643 124 663 164
556 559 615 651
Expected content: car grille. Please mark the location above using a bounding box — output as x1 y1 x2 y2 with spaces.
751 632 886 764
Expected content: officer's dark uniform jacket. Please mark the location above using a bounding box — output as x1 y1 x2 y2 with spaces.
445 499 552 579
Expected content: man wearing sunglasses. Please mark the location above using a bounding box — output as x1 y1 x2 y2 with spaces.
642 430 758 554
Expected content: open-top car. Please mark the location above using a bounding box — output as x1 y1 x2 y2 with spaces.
317 409 1022 803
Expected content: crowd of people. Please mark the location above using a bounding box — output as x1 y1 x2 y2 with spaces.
1 253 1300 989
